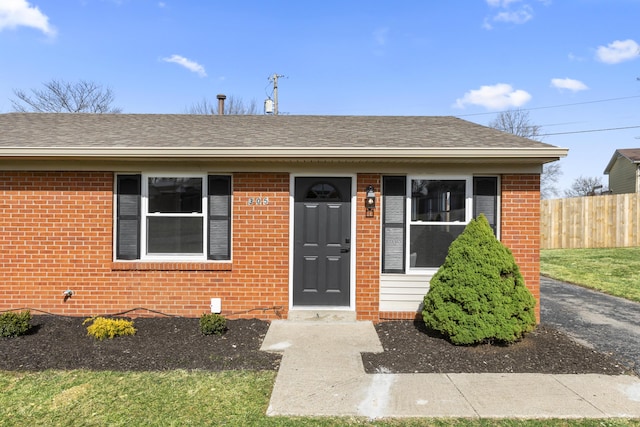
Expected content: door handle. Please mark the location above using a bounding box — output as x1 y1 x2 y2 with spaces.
340 248 350 253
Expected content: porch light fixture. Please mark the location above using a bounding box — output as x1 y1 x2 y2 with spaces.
365 185 376 211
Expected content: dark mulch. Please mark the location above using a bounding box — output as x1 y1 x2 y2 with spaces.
0 315 635 375
361 320 635 375
0 315 281 371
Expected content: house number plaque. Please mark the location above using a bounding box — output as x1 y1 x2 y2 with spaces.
247 197 269 206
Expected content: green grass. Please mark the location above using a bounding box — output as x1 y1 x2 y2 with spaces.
1 370 638 426
2 248 639 425
541 247 640 303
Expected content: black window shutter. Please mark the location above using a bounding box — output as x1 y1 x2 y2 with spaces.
382 176 406 273
208 175 231 260
116 175 141 260
473 176 498 235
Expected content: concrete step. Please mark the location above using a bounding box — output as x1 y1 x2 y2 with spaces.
287 310 357 322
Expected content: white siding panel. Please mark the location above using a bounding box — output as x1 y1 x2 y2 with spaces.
379 273 433 312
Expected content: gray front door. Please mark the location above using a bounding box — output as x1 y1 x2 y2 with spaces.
293 177 351 306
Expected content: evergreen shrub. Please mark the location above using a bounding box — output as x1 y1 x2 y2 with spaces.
422 214 536 345
0 310 32 338
84 317 136 340
199 313 227 335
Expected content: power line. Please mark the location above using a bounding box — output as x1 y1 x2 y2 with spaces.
540 125 640 137
455 95 640 118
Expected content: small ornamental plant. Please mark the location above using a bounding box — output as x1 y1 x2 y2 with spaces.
199 313 227 335
84 317 136 341
422 214 537 345
0 310 32 338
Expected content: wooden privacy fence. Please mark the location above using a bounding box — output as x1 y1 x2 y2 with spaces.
541 193 640 249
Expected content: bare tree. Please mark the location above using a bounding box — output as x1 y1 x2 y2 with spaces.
488 109 562 199
488 108 541 140
185 96 258 115
11 79 122 113
540 163 562 199
564 176 606 197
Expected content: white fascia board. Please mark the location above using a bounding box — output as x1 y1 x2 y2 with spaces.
0 146 569 159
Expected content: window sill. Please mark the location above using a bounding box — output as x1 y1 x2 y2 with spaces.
111 261 232 271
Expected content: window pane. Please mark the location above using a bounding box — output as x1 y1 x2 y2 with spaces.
148 178 202 213
306 182 340 200
147 217 203 254
410 225 465 268
474 177 498 234
411 180 465 222
382 176 406 273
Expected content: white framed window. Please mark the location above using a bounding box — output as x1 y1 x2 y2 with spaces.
115 174 231 261
408 177 471 270
143 175 205 259
382 175 499 274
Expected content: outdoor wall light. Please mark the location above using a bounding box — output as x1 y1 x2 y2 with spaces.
365 185 376 211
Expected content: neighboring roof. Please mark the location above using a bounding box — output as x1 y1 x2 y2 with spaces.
0 113 567 163
604 148 640 174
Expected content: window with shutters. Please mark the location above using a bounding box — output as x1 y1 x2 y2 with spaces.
115 174 231 261
382 175 498 273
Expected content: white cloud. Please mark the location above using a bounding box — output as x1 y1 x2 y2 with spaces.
483 0 549 29
493 6 533 25
454 83 532 110
595 39 639 64
486 0 522 7
162 54 207 77
551 78 588 92
0 0 56 37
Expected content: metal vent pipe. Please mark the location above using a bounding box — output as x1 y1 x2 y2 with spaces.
216 94 226 115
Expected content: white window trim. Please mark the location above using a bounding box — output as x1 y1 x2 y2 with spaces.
140 173 208 262
405 175 473 274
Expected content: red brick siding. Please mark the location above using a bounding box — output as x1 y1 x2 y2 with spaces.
500 174 541 322
378 173 542 322
355 174 381 321
0 171 541 322
0 171 289 319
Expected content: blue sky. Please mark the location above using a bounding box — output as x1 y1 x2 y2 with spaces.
1 0 639 195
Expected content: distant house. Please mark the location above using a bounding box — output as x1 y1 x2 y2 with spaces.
0 113 567 322
604 148 640 194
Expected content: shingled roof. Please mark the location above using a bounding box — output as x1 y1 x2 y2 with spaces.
0 113 567 162
604 148 640 174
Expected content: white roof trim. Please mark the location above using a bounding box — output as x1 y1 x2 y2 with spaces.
0 146 569 159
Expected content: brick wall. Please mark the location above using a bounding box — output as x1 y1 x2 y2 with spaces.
0 171 541 322
500 174 541 321
0 171 290 319
355 174 381 321
378 173 543 322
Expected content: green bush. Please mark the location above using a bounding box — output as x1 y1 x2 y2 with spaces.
199 313 227 335
84 317 136 340
0 310 32 338
422 214 537 345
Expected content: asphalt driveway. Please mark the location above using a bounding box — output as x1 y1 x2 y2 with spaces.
540 276 640 376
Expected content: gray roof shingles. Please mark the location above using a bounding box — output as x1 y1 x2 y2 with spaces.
0 113 559 150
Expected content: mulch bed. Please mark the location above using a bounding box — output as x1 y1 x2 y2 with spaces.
361 320 634 375
0 315 281 371
0 315 634 375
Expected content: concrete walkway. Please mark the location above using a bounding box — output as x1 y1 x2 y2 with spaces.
260 320 640 419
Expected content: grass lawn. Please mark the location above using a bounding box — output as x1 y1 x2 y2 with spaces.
540 247 640 303
2 248 639 426
1 370 639 426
